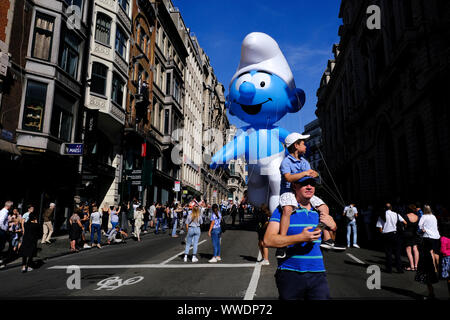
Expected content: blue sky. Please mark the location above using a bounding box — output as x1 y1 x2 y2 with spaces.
172 0 342 133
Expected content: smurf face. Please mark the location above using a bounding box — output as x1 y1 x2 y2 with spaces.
228 70 300 127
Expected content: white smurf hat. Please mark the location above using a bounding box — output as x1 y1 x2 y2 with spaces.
231 32 296 90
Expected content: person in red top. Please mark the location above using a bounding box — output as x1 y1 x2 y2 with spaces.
440 221 450 298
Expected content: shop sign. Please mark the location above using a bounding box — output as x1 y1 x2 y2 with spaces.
174 181 181 192
64 143 83 155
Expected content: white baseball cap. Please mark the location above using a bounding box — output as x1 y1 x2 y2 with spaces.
285 132 310 148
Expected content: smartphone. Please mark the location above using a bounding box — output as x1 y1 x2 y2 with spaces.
314 222 326 231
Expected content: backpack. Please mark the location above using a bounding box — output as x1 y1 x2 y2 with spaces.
345 206 356 221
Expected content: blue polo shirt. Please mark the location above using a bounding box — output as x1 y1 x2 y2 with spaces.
280 154 311 194
270 205 325 273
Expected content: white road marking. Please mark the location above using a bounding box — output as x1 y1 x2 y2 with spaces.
48 263 257 269
346 253 366 265
160 240 207 265
244 251 262 300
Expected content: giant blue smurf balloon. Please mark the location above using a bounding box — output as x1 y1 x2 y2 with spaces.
210 32 305 213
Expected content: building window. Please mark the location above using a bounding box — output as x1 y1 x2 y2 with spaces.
95 13 111 45
137 64 143 87
111 73 125 106
59 31 81 78
118 0 129 14
64 0 83 9
166 72 171 95
174 78 180 103
91 62 108 95
50 93 74 142
115 26 127 58
164 109 170 135
153 99 159 129
22 80 47 132
32 13 55 61
139 28 146 50
159 66 164 91
159 107 164 132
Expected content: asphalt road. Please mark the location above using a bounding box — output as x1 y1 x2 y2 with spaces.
0 217 448 300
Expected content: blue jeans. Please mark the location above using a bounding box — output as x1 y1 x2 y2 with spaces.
184 226 201 255
111 221 119 230
211 227 221 257
155 217 165 233
172 218 178 236
347 220 357 246
90 224 101 244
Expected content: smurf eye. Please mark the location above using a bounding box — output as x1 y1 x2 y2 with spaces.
252 73 271 89
235 73 252 91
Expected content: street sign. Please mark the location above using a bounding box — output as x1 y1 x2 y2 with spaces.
127 175 142 180
174 181 181 192
213 190 217 198
63 143 83 155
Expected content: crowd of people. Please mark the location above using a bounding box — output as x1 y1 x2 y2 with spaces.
326 201 450 299
0 197 248 272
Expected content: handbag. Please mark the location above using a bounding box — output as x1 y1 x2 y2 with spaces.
220 217 227 233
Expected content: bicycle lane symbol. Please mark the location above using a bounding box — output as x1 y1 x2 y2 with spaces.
95 276 144 291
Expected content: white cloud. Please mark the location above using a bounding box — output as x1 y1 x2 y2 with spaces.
283 44 332 77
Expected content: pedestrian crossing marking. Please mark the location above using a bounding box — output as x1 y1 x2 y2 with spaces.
48 263 258 269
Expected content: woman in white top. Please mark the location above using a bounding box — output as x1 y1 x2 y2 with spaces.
89 206 102 248
418 205 441 272
415 205 440 299
134 206 145 242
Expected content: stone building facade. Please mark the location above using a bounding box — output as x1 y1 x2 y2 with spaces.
180 31 203 201
316 0 450 207
200 48 229 205
121 0 156 206
0 0 91 229
81 0 132 207
147 0 187 205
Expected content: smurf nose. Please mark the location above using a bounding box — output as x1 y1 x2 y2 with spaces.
239 81 256 101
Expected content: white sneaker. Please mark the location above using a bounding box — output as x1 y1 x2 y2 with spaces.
216 257 222 262
192 256 198 263
353 244 360 248
208 257 218 263
260 260 270 266
183 255 188 262
27 267 33 272
83 244 91 249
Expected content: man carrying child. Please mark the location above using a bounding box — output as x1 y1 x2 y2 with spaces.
276 132 342 259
